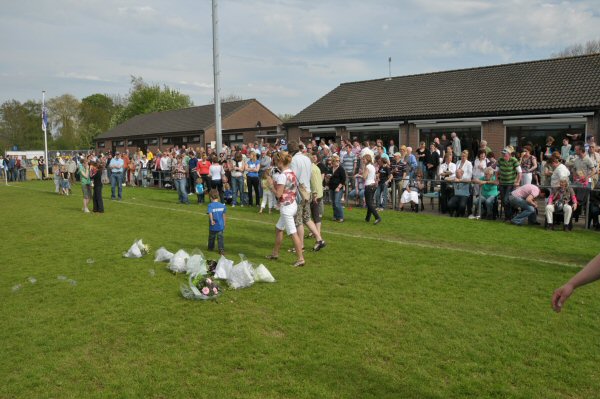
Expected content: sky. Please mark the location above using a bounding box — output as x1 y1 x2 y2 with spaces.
1 0 600 116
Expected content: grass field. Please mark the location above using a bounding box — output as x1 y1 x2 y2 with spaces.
1 180 600 398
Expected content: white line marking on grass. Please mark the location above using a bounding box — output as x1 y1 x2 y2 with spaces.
114 200 581 269
3 184 582 269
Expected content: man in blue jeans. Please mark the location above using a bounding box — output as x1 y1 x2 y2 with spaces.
507 183 548 226
109 152 124 200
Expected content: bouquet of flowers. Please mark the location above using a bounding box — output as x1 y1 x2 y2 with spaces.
193 276 221 298
181 275 221 300
123 239 151 258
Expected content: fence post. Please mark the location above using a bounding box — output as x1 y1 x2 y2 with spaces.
345 179 350 207
391 179 397 210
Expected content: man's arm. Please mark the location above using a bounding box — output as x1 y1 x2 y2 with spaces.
552 253 600 312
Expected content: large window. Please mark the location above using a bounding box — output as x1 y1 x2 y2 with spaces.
347 130 398 145
419 126 481 159
223 133 245 148
505 123 585 150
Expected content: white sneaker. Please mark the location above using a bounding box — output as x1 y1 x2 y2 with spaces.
84 208 90 213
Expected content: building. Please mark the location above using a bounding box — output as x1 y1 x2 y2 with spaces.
285 54 600 155
95 99 282 154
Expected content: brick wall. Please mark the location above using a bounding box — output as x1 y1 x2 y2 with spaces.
205 100 282 144
482 120 505 154
407 124 419 149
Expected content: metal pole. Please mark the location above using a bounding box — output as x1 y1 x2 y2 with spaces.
212 0 222 154
42 91 49 178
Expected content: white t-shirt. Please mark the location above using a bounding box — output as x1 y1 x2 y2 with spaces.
160 156 170 171
365 164 376 185
456 159 473 180
473 158 488 179
439 162 457 180
209 164 223 181
551 163 570 187
291 153 312 188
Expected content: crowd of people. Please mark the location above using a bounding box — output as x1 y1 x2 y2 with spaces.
6 131 600 234
0 155 40 182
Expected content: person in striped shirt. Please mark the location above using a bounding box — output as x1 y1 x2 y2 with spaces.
497 147 522 221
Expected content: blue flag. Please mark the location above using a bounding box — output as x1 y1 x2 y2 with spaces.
42 107 48 131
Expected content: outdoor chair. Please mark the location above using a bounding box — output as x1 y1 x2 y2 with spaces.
421 191 439 211
544 206 573 231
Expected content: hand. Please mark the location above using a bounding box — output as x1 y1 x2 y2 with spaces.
573 203 578 211
552 283 575 312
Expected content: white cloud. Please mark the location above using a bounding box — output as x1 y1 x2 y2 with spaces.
117 6 158 19
246 83 300 98
2 0 600 114
305 22 333 47
414 0 495 16
178 81 213 89
55 72 113 82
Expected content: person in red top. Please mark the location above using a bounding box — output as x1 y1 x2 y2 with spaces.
122 152 130 185
195 153 212 203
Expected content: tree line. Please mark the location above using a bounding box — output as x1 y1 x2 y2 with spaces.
0 77 193 152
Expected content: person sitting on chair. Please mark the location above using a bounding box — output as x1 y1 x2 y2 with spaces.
545 177 577 231
400 169 425 211
474 167 499 220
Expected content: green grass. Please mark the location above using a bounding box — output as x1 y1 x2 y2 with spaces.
1 181 600 398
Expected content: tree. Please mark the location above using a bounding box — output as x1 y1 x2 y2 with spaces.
209 93 245 104
111 76 193 127
47 94 81 149
79 94 116 149
277 113 294 123
553 39 600 57
0 100 49 150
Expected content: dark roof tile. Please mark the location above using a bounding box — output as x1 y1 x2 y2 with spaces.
97 99 255 139
286 54 600 125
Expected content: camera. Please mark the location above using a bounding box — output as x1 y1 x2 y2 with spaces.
270 167 281 176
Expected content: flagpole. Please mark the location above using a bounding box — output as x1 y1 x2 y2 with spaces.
212 0 222 154
42 91 49 178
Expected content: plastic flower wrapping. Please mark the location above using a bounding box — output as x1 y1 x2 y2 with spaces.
123 239 150 258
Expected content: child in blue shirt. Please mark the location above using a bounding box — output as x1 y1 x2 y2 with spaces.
207 189 226 254
195 181 204 204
